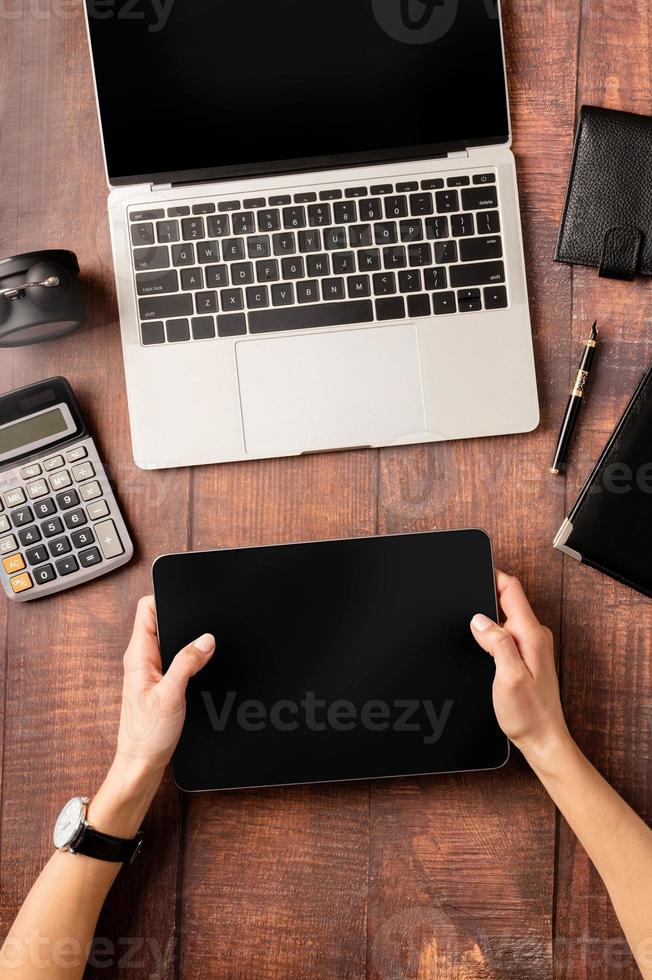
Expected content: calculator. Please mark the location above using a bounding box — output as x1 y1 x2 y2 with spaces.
0 377 133 601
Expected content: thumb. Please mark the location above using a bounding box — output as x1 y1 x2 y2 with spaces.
470 614 529 681
159 634 216 697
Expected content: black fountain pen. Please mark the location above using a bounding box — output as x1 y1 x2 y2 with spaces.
551 321 599 475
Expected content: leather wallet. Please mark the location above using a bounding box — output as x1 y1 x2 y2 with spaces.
555 105 652 280
554 360 652 598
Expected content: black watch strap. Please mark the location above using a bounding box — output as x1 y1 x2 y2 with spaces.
72 826 143 864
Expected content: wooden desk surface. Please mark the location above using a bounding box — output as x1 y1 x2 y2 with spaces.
1 2 651 977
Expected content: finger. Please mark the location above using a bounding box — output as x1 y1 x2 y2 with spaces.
495 571 543 641
123 596 162 671
470 614 531 680
158 634 216 696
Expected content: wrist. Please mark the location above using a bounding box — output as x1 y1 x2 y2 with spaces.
86 757 164 839
516 728 579 779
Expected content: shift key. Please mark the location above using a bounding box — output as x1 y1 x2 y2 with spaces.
94 520 125 559
449 260 505 289
138 293 193 320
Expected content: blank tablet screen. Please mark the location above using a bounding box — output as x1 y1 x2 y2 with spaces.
153 530 507 791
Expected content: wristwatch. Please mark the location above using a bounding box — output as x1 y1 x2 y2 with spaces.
53 796 143 864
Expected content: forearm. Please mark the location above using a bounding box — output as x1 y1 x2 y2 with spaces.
525 736 652 979
0 760 162 980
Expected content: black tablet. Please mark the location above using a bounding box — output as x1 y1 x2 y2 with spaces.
153 529 508 792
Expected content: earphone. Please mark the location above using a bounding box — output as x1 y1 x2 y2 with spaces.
0 250 85 347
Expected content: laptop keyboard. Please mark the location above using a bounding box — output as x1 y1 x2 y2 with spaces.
129 172 508 346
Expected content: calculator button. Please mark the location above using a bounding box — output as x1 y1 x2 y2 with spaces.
27 479 49 500
42 517 64 538
72 461 95 482
71 527 95 549
79 481 102 502
50 470 72 491
78 546 102 568
56 490 80 510
43 455 64 472
4 488 26 508
26 545 49 566
0 515 9 533
87 500 110 521
3 553 25 574
34 497 57 518
10 572 33 593
64 508 88 530
20 463 42 479
10 506 34 528
95 520 125 559
55 556 79 576
0 534 18 554
49 536 72 557
66 446 88 462
18 526 42 547
33 563 56 584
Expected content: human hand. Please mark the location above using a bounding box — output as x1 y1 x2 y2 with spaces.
470 571 572 764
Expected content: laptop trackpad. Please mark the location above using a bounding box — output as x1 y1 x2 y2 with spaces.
236 325 427 456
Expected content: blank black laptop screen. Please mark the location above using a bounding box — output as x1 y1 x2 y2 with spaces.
85 0 510 184
153 530 507 792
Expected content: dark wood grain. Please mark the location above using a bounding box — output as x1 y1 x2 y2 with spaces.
1 1 651 978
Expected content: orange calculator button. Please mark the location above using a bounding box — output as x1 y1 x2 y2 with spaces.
10 572 33 593
3 554 25 574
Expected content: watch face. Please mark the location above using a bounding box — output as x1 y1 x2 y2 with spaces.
53 797 85 849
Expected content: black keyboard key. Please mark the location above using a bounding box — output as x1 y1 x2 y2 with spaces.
349 224 372 248
166 318 190 342
294 192 317 204
156 220 179 243
192 316 216 340
408 243 432 267
359 249 381 271
348 275 371 298
168 206 190 217
435 190 459 213
193 202 216 214
49 535 72 557
196 291 218 313
460 236 503 262
256 259 280 282
33 563 56 584
258 209 281 232
432 291 457 315
307 254 330 277
140 320 164 344
297 280 320 304
271 283 295 306
216 313 247 337
204 265 228 288
447 175 470 187
324 228 348 250
359 198 383 222
375 223 398 246
232 262 254 285
221 288 244 311
172 244 195 267
250 299 374 334
484 285 508 309
269 195 291 206
273 232 297 255
246 285 269 309
130 209 164 222
322 277 345 301
207 214 231 237
71 527 94 549
222 238 246 261
33 497 56 519
370 183 393 195
247 235 272 259
451 214 475 238
319 189 342 201
399 219 423 243
373 272 396 296
181 265 204 290
136 270 178 296
298 230 322 253
26 545 49 565
78 547 102 568
334 201 357 224
11 506 34 528
397 181 418 193
461 186 499 210
459 297 483 312
421 179 444 190
344 186 367 198
399 269 422 293
477 210 501 235
449 260 505 289
181 217 205 240
196 241 221 263
218 200 241 212
458 288 481 301
385 196 408 219
64 507 88 530
376 296 406 320
425 216 449 240
473 173 496 185
56 555 79 576
424 267 448 291
18 525 41 546
383 246 407 269
409 193 434 216
131 223 154 246
433 241 458 264
281 257 304 279
233 212 255 235
139 293 192 321
408 294 431 317
244 198 266 208
308 204 332 227
332 252 356 275
133 246 169 271
42 516 64 536
282 206 306 229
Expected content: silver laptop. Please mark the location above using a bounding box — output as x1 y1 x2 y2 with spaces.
84 0 539 470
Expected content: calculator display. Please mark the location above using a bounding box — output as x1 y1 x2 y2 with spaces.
0 405 75 463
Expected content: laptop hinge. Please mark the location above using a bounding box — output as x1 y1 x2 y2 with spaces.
447 149 469 159
151 182 172 192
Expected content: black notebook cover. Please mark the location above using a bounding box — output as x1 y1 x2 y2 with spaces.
554 361 652 598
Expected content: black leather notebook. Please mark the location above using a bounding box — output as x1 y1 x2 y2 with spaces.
554 362 652 597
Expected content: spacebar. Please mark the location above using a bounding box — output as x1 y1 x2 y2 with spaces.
249 300 374 334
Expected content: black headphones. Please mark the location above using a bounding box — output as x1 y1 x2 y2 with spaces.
0 250 85 347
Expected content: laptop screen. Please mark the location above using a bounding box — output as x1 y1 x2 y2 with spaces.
85 0 510 185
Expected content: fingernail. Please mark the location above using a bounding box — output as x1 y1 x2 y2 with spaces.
194 633 215 654
471 614 495 632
